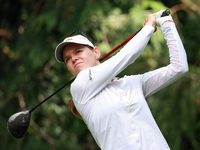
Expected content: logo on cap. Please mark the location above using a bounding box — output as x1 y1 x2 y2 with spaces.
64 37 73 41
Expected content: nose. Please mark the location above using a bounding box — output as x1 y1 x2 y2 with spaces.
71 55 78 63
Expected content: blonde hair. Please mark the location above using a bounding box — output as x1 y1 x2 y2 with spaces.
68 98 82 119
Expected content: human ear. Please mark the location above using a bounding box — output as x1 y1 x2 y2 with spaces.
93 46 100 60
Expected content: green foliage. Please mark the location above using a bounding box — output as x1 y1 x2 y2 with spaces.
1 0 200 149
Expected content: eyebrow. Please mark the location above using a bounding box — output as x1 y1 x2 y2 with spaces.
63 46 85 62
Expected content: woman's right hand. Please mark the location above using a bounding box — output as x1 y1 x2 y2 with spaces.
143 14 157 32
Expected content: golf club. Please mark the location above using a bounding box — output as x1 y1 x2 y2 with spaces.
7 9 170 138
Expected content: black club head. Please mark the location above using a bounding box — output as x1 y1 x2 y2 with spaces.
7 110 31 138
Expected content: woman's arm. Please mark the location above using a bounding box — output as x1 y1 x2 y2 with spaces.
71 25 155 104
142 22 188 98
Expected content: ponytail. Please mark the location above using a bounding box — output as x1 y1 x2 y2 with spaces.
68 98 82 119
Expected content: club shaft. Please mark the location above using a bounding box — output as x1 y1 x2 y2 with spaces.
29 78 75 112
30 9 170 112
99 29 141 61
100 9 170 60
29 31 142 112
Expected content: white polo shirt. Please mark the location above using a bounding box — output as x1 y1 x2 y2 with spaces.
71 23 188 150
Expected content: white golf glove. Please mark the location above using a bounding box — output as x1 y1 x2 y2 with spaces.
155 10 173 27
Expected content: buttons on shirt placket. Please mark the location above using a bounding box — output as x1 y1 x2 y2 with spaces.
111 84 131 110
111 83 141 147
128 108 141 147
130 117 140 147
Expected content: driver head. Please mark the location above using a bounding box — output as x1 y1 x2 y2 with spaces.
7 110 31 138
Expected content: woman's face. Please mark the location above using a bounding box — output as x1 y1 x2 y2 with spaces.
62 43 100 77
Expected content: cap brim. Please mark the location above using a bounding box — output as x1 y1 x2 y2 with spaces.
55 42 70 62
55 35 95 63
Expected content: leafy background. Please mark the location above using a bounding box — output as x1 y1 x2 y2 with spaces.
0 0 200 149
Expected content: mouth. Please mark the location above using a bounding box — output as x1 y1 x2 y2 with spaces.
75 62 82 68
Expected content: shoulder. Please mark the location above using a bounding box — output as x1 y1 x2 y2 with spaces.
70 68 90 96
71 68 90 88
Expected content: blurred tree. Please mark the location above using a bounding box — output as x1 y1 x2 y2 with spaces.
0 0 199 149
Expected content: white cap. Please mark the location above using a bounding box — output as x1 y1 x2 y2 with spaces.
55 35 95 62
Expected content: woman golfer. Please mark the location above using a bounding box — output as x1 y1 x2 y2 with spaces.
55 10 188 150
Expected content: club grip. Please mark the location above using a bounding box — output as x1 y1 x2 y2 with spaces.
161 9 170 17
